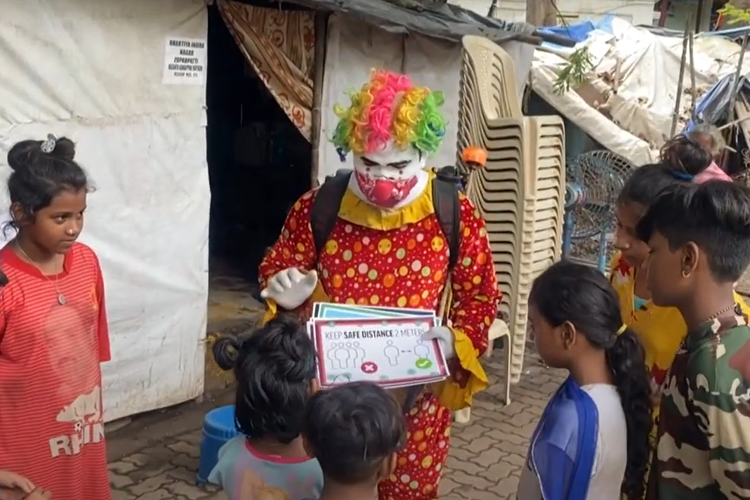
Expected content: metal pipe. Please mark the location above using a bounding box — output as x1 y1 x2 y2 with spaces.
670 14 691 137
727 34 748 126
689 30 697 120
722 33 748 171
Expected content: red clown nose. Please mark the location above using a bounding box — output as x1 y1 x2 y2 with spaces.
371 182 398 205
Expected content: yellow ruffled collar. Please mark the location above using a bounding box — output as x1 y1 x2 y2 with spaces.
338 171 436 231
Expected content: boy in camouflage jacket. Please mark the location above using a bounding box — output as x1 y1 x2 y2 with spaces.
637 181 750 499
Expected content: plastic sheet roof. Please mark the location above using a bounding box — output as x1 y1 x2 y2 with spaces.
287 0 529 43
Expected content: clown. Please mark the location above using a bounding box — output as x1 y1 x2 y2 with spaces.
259 70 499 500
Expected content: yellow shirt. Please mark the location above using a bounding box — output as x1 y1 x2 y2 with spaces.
608 252 750 417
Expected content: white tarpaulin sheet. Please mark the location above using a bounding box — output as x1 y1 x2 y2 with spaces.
532 17 750 165
318 14 534 183
0 0 209 421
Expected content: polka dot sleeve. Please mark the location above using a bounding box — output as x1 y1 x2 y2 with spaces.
449 195 500 354
437 195 500 409
258 191 318 314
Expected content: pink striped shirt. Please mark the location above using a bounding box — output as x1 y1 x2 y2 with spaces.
0 243 111 500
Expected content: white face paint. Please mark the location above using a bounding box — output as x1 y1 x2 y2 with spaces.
349 141 429 209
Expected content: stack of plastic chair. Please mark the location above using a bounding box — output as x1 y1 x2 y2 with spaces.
506 116 565 377
457 35 565 409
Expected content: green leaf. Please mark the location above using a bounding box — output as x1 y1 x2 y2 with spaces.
719 4 750 25
553 47 594 95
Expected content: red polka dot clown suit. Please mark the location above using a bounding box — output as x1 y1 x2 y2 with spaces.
259 70 500 500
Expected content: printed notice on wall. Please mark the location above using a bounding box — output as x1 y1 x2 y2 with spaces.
162 37 207 85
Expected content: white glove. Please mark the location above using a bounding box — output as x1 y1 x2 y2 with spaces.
260 268 318 310
421 326 456 360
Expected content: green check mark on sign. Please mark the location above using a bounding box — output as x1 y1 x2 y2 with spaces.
415 358 433 370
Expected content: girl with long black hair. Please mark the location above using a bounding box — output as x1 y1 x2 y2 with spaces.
516 261 652 500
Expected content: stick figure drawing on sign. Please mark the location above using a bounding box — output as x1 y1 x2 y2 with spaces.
353 341 366 365
345 341 356 368
384 340 399 367
414 340 430 360
328 343 339 369
334 343 350 369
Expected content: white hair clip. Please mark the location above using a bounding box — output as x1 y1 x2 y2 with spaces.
40 134 57 154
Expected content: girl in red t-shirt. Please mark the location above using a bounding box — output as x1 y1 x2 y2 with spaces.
0 135 111 500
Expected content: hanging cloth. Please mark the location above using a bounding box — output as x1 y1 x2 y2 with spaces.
218 1 315 141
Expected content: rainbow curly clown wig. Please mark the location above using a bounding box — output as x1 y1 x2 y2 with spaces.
332 70 447 159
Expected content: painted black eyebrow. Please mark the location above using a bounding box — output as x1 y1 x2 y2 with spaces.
387 160 410 167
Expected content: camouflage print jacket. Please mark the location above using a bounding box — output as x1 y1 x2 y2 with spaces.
647 312 750 499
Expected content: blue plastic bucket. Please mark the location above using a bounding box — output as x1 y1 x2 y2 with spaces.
196 405 239 484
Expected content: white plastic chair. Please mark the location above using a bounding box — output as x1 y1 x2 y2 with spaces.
454 317 511 424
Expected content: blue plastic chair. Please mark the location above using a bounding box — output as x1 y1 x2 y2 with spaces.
197 405 239 484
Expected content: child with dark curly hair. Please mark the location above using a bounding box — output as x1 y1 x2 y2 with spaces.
661 129 731 183
209 314 323 500
687 124 732 183
303 382 406 500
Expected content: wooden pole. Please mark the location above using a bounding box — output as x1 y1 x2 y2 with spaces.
310 11 330 188
544 0 557 27
719 115 750 131
526 0 557 26
670 14 691 137
526 0 541 26
488 0 499 17
694 0 704 32
695 0 713 33
722 34 749 170
727 34 748 126
689 29 697 120
658 0 669 27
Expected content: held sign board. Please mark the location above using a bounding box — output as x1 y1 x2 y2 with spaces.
307 304 448 390
162 37 206 85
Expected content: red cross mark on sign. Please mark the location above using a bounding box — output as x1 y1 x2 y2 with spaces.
361 362 378 374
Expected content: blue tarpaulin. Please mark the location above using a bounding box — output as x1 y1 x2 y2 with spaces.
536 21 597 44
684 73 750 132
535 16 619 49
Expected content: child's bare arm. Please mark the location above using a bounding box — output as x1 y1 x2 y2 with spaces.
0 487 27 500
23 488 51 499
0 470 34 495
0 487 51 500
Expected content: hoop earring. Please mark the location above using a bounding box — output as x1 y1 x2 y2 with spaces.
681 270 690 278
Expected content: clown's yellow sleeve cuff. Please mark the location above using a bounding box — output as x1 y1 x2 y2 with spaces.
262 299 279 325
435 327 489 411
262 283 330 325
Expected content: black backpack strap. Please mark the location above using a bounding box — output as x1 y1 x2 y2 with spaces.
402 386 424 414
311 171 352 254
402 175 461 414
432 175 461 273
